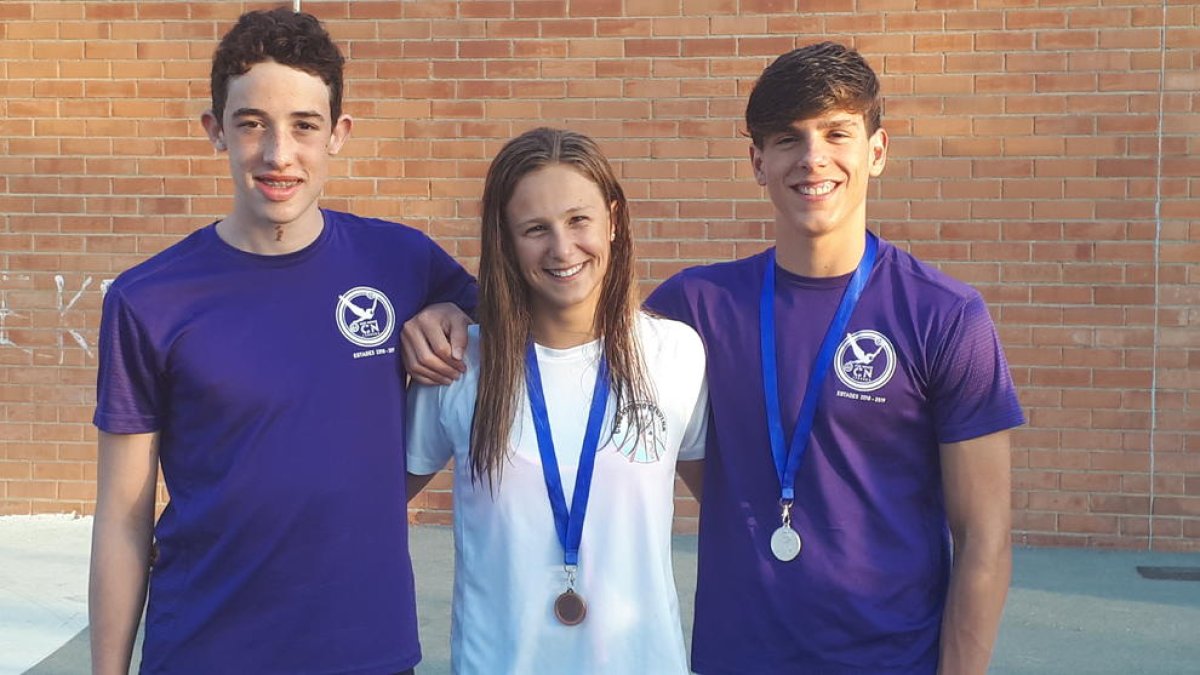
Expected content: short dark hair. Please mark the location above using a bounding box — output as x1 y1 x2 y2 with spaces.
210 7 345 124
745 41 882 147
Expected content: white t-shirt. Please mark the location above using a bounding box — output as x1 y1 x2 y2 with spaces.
407 312 708 675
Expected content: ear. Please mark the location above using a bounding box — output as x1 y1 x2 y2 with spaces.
609 200 618 242
868 127 889 178
201 110 226 152
326 114 354 155
749 143 767 186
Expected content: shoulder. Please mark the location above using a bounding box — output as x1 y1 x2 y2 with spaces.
409 324 482 416
325 209 434 247
874 238 981 310
636 312 705 361
647 250 769 321
661 251 768 296
107 226 219 303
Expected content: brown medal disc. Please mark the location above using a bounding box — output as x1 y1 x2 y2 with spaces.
554 588 587 626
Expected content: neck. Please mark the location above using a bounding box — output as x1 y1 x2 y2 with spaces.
530 306 598 350
774 225 868 278
216 207 324 255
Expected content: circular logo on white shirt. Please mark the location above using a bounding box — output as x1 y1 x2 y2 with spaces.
613 401 668 464
335 286 395 348
834 330 896 392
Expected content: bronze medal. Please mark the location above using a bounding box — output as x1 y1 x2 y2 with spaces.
554 588 587 626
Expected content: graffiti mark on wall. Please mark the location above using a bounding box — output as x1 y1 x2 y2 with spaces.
0 273 114 362
57 275 95 362
0 298 33 356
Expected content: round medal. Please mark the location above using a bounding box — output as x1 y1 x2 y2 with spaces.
554 588 587 625
770 524 802 562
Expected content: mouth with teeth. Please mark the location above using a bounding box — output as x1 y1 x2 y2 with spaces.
793 180 837 197
255 175 304 201
545 262 586 279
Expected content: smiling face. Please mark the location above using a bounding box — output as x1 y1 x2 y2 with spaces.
201 59 352 249
505 164 614 335
751 109 888 250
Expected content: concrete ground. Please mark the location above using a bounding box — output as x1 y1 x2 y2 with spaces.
5 516 1200 674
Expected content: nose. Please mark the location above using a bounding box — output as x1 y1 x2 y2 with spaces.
548 226 574 260
262 128 295 168
797 140 827 170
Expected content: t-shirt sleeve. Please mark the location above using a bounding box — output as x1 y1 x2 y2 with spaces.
676 326 709 462
405 379 455 476
678 376 708 462
929 294 1026 444
424 237 479 318
93 286 163 434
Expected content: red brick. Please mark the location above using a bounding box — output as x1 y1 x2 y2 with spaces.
0 0 1193 551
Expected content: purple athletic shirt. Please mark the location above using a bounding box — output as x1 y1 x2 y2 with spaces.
646 237 1024 674
94 210 477 674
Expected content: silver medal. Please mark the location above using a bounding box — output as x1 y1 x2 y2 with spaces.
770 524 802 561
770 500 801 561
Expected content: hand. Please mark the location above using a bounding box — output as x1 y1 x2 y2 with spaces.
401 302 472 385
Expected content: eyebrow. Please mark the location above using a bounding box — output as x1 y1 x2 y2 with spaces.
815 118 858 130
230 108 327 122
512 205 595 228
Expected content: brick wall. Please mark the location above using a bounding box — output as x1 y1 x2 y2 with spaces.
0 1 1195 551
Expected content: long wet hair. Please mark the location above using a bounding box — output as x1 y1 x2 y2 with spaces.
471 127 652 488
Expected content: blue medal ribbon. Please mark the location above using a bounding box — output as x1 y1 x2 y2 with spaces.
760 232 879 502
525 341 610 567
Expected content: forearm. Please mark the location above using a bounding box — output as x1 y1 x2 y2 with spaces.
89 508 154 675
89 430 159 675
937 535 1012 675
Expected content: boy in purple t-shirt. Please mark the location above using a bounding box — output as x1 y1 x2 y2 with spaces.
89 9 474 675
643 43 1024 674
404 42 1022 675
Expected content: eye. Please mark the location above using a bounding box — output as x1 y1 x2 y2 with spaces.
569 214 591 226
236 119 264 130
296 121 320 132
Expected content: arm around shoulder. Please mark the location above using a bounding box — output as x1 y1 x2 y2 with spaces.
90 431 160 675
401 302 472 385
937 429 1013 675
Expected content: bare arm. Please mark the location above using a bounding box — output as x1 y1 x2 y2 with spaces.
89 431 159 675
401 302 472 385
406 472 438 503
937 430 1013 675
676 459 704 500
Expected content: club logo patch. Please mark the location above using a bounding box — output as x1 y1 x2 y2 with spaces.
335 286 395 348
612 401 668 464
834 330 896 392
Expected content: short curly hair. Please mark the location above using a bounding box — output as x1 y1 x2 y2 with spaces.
210 7 345 124
746 42 882 148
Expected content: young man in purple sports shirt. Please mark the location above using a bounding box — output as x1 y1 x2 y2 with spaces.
404 42 1022 674
89 9 475 674
642 43 1023 674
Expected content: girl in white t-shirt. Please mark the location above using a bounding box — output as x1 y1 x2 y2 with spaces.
406 127 707 674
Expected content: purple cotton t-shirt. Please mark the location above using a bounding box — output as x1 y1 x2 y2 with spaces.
94 210 477 674
646 238 1024 675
